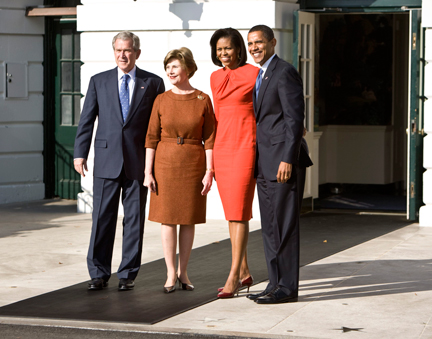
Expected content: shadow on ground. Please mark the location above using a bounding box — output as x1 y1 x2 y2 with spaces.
298 259 432 301
0 199 78 238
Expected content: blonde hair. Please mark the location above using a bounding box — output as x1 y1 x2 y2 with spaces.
163 47 198 79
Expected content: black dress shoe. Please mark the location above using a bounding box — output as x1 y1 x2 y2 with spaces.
255 287 298 304
118 278 135 291
88 278 108 290
246 287 273 301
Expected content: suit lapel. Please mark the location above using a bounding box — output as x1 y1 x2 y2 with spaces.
125 67 149 125
255 55 279 119
106 68 124 125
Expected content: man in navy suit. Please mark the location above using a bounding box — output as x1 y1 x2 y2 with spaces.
74 31 165 291
247 25 312 304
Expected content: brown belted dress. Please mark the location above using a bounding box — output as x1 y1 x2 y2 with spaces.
145 89 215 225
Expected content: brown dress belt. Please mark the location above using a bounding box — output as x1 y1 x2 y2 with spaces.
161 137 202 145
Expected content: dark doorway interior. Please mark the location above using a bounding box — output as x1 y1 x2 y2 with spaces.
318 14 393 126
315 13 409 213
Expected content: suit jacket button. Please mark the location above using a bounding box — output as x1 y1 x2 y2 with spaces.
257 122 260 126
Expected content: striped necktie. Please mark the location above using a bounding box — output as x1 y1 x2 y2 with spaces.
255 68 263 97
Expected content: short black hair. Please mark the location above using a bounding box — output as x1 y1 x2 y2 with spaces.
210 28 247 68
248 25 275 41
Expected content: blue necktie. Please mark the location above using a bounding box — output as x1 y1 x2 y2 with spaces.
120 74 130 122
255 68 263 97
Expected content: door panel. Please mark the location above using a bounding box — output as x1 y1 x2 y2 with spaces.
407 9 424 220
54 22 82 199
294 11 319 200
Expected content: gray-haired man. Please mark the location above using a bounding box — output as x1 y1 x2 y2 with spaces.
74 31 165 291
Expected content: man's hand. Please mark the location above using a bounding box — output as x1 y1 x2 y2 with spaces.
74 158 88 177
276 161 292 183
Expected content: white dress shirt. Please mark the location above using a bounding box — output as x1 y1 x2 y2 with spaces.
260 54 276 78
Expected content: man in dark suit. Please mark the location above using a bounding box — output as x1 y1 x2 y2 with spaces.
247 25 312 304
74 31 165 291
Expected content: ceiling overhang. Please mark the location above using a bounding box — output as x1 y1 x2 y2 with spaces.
25 7 77 17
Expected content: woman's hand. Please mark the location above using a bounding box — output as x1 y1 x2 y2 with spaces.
144 148 156 192
144 173 157 193
201 170 214 195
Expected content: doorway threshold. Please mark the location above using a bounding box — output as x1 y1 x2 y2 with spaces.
313 209 406 217
358 211 406 216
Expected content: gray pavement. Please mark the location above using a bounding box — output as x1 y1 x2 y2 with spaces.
0 199 431 339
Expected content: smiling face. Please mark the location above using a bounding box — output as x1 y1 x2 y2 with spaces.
114 38 141 74
247 30 276 66
165 58 189 87
216 37 239 70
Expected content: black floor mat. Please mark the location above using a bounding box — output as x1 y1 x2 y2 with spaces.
318 193 406 211
0 213 410 324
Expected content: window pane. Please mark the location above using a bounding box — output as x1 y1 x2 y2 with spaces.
305 98 310 131
74 62 80 92
74 33 80 60
301 24 305 56
61 62 72 92
61 29 72 59
74 95 81 126
305 61 310 95
306 24 311 59
301 61 306 86
61 95 72 126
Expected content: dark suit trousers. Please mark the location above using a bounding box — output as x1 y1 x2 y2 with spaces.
297 166 307 211
87 168 148 281
257 161 300 296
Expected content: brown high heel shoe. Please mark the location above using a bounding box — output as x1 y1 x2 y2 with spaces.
178 276 194 291
217 276 254 292
217 281 241 299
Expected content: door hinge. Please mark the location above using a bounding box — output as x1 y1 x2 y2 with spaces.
410 182 415 198
412 32 417 50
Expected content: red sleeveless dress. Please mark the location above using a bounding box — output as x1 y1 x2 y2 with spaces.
210 64 259 221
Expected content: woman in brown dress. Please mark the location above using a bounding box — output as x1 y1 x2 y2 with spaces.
144 47 215 293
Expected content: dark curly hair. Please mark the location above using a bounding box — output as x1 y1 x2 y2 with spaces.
210 28 247 68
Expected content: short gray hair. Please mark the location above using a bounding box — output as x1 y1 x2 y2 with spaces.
112 31 140 51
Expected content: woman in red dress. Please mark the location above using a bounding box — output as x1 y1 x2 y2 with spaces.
210 28 259 298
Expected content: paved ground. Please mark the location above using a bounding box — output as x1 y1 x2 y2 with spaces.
0 199 431 339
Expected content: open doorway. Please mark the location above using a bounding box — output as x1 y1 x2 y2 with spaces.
314 13 409 213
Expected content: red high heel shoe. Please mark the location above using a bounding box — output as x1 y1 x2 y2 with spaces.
217 281 241 299
217 275 254 293
240 275 254 293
